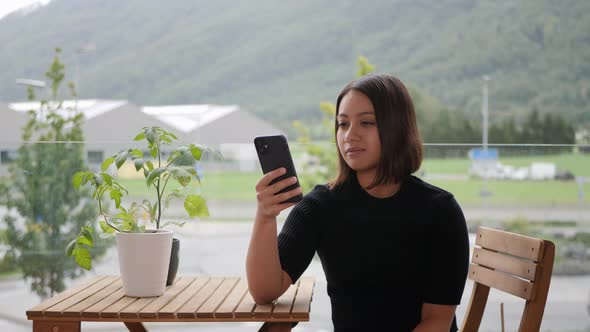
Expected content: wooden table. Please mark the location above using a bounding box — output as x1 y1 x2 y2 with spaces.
26 275 315 332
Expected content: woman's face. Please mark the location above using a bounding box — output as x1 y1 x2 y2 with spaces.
336 90 381 177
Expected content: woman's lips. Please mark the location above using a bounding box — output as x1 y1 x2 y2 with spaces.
346 148 365 157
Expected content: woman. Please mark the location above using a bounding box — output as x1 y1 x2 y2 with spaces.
247 74 469 331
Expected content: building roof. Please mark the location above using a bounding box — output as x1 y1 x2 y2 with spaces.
142 105 239 133
1 100 284 147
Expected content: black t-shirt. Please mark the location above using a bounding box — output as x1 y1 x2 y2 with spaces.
278 175 469 331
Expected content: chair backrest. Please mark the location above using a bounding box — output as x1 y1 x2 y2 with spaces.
461 226 555 332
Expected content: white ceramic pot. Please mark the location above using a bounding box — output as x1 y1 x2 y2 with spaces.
116 229 173 297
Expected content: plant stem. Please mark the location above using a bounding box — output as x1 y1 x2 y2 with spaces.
155 138 162 229
96 188 121 233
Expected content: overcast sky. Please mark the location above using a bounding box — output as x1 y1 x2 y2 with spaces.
0 0 50 20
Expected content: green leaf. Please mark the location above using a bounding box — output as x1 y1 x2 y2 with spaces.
77 235 93 247
169 166 192 186
72 172 85 189
145 160 154 171
160 221 187 228
66 239 77 256
110 189 123 208
145 128 156 144
101 173 113 186
133 158 144 171
81 226 94 245
146 168 165 187
73 247 92 270
184 195 209 217
101 157 115 171
133 132 145 141
99 220 116 234
115 152 127 169
130 149 143 159
190 145 202 160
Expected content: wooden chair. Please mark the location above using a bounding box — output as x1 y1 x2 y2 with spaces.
461 226 555 332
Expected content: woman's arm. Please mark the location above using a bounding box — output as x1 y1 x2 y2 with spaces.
413 303 456 332
246 168 300 304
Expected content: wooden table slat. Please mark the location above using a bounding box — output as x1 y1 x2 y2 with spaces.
26 275 315 323
100 295 138 318
291 277 314 319
253 299 274 318
158 277 209 318
138 277 193 318
62 279 123 317
196 277 240 318
234 289 257 319
119 297 159 319
83 287 126 318
272 280 300 318
26 276 108 316
44 276 119 316
176 277 224 318
214 279 249 318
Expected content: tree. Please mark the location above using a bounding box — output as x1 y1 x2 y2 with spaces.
1 49 103 298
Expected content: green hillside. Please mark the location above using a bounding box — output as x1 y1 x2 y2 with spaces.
1 0 588 131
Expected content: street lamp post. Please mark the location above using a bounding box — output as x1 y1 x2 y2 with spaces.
482 75 490 151
481 75 492 215
73 43 96 101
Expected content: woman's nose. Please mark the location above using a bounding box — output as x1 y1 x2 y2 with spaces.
345 124 360 141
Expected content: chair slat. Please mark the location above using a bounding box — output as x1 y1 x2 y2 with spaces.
234 290 257 318
158 277 208 318
27 276 108 316
138 277 192 318
45 276 118 316
476 227 544 261
473 247 538 281
62 279 122 316
215 279 249 318
291 277 314 319
469 264 535 300
460 282 491 332
176 277 224 318
197 277 240 318
272 280 300 318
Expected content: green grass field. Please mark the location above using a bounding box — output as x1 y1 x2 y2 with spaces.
421 153 590 176
115 152 590 205
119 172 259 201
428 179 590 205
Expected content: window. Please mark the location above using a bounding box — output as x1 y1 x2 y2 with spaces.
87 151 104 164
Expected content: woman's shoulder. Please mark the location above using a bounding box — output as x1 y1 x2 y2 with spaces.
404 175 455 203
303 184 332 203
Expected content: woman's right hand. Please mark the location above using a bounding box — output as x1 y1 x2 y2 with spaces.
255 167 302 221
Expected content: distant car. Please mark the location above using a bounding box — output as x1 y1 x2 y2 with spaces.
555 170 575 181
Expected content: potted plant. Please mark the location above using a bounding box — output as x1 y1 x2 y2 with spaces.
67 126 219 297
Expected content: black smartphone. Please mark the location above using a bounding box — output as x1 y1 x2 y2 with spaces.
254 135 303 204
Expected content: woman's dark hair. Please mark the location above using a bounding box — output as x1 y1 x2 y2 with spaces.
330 73 423 189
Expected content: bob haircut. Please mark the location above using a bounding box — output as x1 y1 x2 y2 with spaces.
330 74 423 189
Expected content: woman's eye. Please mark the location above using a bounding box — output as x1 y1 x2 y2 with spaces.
361 121 376 126
337 122 348 127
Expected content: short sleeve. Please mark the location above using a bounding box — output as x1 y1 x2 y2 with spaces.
277 186 325 284
422 195 470 305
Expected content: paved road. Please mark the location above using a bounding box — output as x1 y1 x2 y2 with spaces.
1 221 589 331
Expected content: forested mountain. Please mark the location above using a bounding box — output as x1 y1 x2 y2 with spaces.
1 0 588 132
